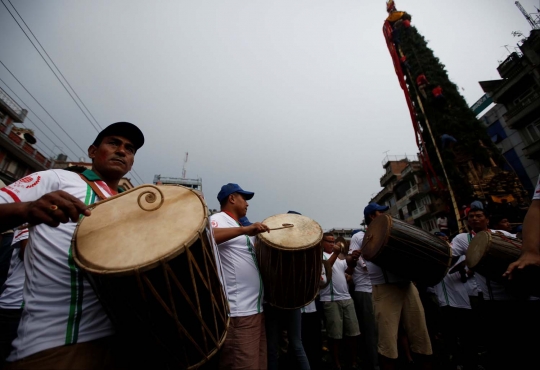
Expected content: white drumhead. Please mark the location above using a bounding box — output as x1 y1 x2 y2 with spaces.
258 214 322 251
74 185 206 274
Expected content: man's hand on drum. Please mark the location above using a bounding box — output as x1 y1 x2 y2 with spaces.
25 191 91 227
243 222 270 236
504 252 540 280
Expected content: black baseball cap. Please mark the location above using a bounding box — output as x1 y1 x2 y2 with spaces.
92 122 145 150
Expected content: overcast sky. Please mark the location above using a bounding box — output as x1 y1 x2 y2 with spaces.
1 0 538 229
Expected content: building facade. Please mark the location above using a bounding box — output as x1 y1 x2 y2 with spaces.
476 102 538 196
0 87 54 185
479 29 540 193
371 155 448 234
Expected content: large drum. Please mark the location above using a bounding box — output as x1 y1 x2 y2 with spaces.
72 185 229 369
466 231 522 283
256 214 323 309
361 215 452 286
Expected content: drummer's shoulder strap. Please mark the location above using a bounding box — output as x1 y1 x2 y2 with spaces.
78 174 107 200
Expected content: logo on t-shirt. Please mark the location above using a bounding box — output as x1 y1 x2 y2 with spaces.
211 220 218 228
13 176 41 189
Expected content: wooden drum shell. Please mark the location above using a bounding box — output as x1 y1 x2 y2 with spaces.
255 214 323 309
361 215 452 286
72 185 229 369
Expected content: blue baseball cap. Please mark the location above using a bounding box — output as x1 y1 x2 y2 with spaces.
217 183 255 203
434 231 447 237
287 210 302 215
239 216 252 226
364 203 389 218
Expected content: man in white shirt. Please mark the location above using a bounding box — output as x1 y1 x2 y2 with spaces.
320 232 360 370
451 207 532 369
362 203 432 370
348 230 379 370
436 215 449 235
0 227 27 366
0 122 144 369
210 183 270 370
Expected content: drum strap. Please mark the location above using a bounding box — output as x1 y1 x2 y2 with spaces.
78 174 107 201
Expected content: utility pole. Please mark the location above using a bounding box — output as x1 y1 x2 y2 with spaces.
182 152 188 179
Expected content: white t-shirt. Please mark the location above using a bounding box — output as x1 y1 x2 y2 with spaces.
0 228 28 309
434 256 471 309
0 170 116 361
451 230 515 301
348 232 372 293
210 212 263 317
320 252 351 302
533 175 540 200
301 301 317 313
437 217 448 229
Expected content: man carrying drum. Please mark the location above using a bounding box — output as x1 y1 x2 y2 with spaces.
362 203 432 370
0 122 144 369
210 183 270 370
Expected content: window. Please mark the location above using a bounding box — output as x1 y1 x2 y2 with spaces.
522 118 540 145
421 218 437 232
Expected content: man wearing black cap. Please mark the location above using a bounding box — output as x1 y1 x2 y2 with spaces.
362 203 432 370
0 122 144 369
210 183 270 370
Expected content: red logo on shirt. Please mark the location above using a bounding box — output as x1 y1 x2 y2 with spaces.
25 176 41 188
19 176 34 183
211 220 218 228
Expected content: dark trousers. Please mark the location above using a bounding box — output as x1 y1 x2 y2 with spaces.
301 311 322 370
440 306 477 369
0 308 22 369
352 291 379 370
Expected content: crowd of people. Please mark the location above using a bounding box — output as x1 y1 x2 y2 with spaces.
0 121 540 370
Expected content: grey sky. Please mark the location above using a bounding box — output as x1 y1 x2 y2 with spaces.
0 0 538 229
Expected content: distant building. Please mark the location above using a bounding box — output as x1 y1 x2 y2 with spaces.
479 29 540 193
370 155 448 234
0 86 54 185
153 175 202 191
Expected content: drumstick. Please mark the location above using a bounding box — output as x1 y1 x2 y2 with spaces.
268 223 294 231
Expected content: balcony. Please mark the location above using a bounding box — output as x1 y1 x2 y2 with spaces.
0 87 27 123
400 162 422 178
523 139 540 159
505 95 540 129
405 184 419 198
497 52 523 79
412 204 431 220
380 171 396 187
396 195 410 209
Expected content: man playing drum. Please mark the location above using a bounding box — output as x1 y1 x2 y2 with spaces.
210 183 270 370
362 203 432 370
452 207 538 369
0 122 144 369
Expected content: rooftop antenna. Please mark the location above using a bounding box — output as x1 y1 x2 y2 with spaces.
515 1 540 29
182 152 188 179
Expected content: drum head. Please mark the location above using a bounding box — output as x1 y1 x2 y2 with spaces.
74 185 206 275
361 214 392 261
466 231 491 269
258 214 322 251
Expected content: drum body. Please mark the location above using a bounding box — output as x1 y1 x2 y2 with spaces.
466 231 521 283
361 215 452 286
72 185 229 369
256 214 323 309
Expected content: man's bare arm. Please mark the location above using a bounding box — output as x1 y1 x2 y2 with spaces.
213 222 269 245
0 190 90 233
504 199 540 279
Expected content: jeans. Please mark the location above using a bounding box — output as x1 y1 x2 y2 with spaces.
352 291 379 370
264 304 310 370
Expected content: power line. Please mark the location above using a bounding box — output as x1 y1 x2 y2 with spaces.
0 60 88 157
1 0 102 133
2 2 146 184
5 0 104 132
